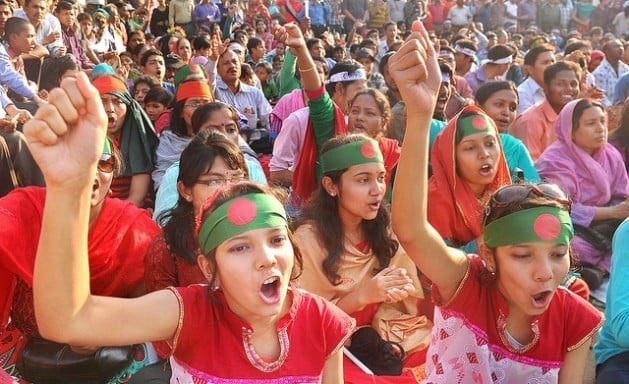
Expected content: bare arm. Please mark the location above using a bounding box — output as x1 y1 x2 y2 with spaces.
321 349 343 384
25 73 180 347
127 173 151 207
558 337 592 384
390 22 469 303
278 23 321 92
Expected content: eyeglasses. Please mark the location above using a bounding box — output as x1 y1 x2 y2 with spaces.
483 183 572 224
195 172 245 187
98 154 116 173
184 100 210 109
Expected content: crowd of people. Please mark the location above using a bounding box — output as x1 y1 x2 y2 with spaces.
2 0 629 382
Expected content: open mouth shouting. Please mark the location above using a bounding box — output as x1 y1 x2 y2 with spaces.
479 163 494 177
259 275 281 305
530 290 553 309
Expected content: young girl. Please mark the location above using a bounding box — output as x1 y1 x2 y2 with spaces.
390 21 603 383
294 134 431 381
428 104 511 253
25 73 354 383
475 81 539 182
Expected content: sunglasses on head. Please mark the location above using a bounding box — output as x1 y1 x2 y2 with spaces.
98 154 116 173
483 183 571 224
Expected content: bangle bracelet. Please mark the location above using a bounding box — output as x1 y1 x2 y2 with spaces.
298 67 315 73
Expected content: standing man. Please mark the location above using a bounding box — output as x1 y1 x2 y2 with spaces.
342 0 368 34
193 0 220 32
169 0 194 37
448 0 473 31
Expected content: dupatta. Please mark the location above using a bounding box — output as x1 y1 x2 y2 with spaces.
428 106 511 246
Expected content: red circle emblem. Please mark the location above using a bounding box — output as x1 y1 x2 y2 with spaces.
533 213 562 241
472 116 487 131
360 141 377 158
226 198 258 226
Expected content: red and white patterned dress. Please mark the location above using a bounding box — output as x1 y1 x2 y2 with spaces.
425 255 603 384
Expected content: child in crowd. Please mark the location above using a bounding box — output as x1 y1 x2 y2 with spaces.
391 21 602 383
143 86 173 130
255 61 278 104
25 72 355 383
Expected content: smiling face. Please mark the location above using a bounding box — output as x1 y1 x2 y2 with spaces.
545 69 580 112
213 226 294 324
455 131 501 196
572 105 607 156
490 241 570 317
328 162 387 223
348 94 387 138
479 89 518 132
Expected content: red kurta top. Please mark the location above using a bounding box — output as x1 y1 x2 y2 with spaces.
167 285 355 383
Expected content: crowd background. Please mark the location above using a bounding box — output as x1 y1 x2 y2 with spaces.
2 0 629 382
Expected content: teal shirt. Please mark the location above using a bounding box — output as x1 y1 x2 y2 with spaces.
595 219 629 365
500 133 540 183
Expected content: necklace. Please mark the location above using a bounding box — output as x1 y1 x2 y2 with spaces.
496 312 540 354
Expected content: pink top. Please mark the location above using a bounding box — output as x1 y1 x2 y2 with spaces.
425 255 603 383
509 99 558 161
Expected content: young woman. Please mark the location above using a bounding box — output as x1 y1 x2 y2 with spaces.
132 75 159 107
294 134 431 381
537 98 629 289
428 104 511 253
147 130 249 292
0 140 160 381
25 73 354 383
152 80 213 190
93 72 158 207
475 81 539 182
391 21 603 383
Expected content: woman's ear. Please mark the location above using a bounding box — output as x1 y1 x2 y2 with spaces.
177 180 193 203
479 243 497 273
321 175 338 197
197 254 215 283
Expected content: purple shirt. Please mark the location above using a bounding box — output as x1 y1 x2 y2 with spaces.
61 27 90 69
193 2 221 29
517 0 537 24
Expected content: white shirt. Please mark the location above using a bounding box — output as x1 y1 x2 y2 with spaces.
14 9 62 56
505 1 518 27
448 5 473 26
517 77 545 115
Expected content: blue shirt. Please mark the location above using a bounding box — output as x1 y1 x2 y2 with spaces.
297 1 331 25
0 44 36 108
214 78 272 129
193 2 221 29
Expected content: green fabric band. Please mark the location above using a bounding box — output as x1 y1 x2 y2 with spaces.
458 113 494 138
484 206 574 247
103 138 111 156
320 139 384 174
198 193 288 254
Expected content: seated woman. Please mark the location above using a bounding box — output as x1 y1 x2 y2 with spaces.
294 134 431 382
391 23 602 383
475 81 540 183
0 140 160 382
152 80 213 190
93 71 159 207
24 73 355 381
152 102 267 220
428 105 511 254
146 130 249 292
537 98 629 289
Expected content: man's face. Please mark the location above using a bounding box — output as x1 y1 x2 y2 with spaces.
385 24 397 40
529 51 556 85
358 57 375 75
309 41 325 58
142 54 165 81
218 50 241 83
56 8 75 28
0 5 12 31
25 0 47 26
606 40 624 62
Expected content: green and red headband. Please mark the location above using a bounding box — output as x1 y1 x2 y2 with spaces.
103 138 112 156
457 113 495 138
484 206 574 247
93 75 128 95
320 139 384 174
198 193 288 254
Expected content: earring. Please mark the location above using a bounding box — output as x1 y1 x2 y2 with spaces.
329 191 336 197
211 280 220 291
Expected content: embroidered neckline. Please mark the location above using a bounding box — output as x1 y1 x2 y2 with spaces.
241 327 290 372
496 311 540 354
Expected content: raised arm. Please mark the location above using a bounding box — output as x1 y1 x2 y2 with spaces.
390 22 468 302
25 73 179 347
279 23 321 92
